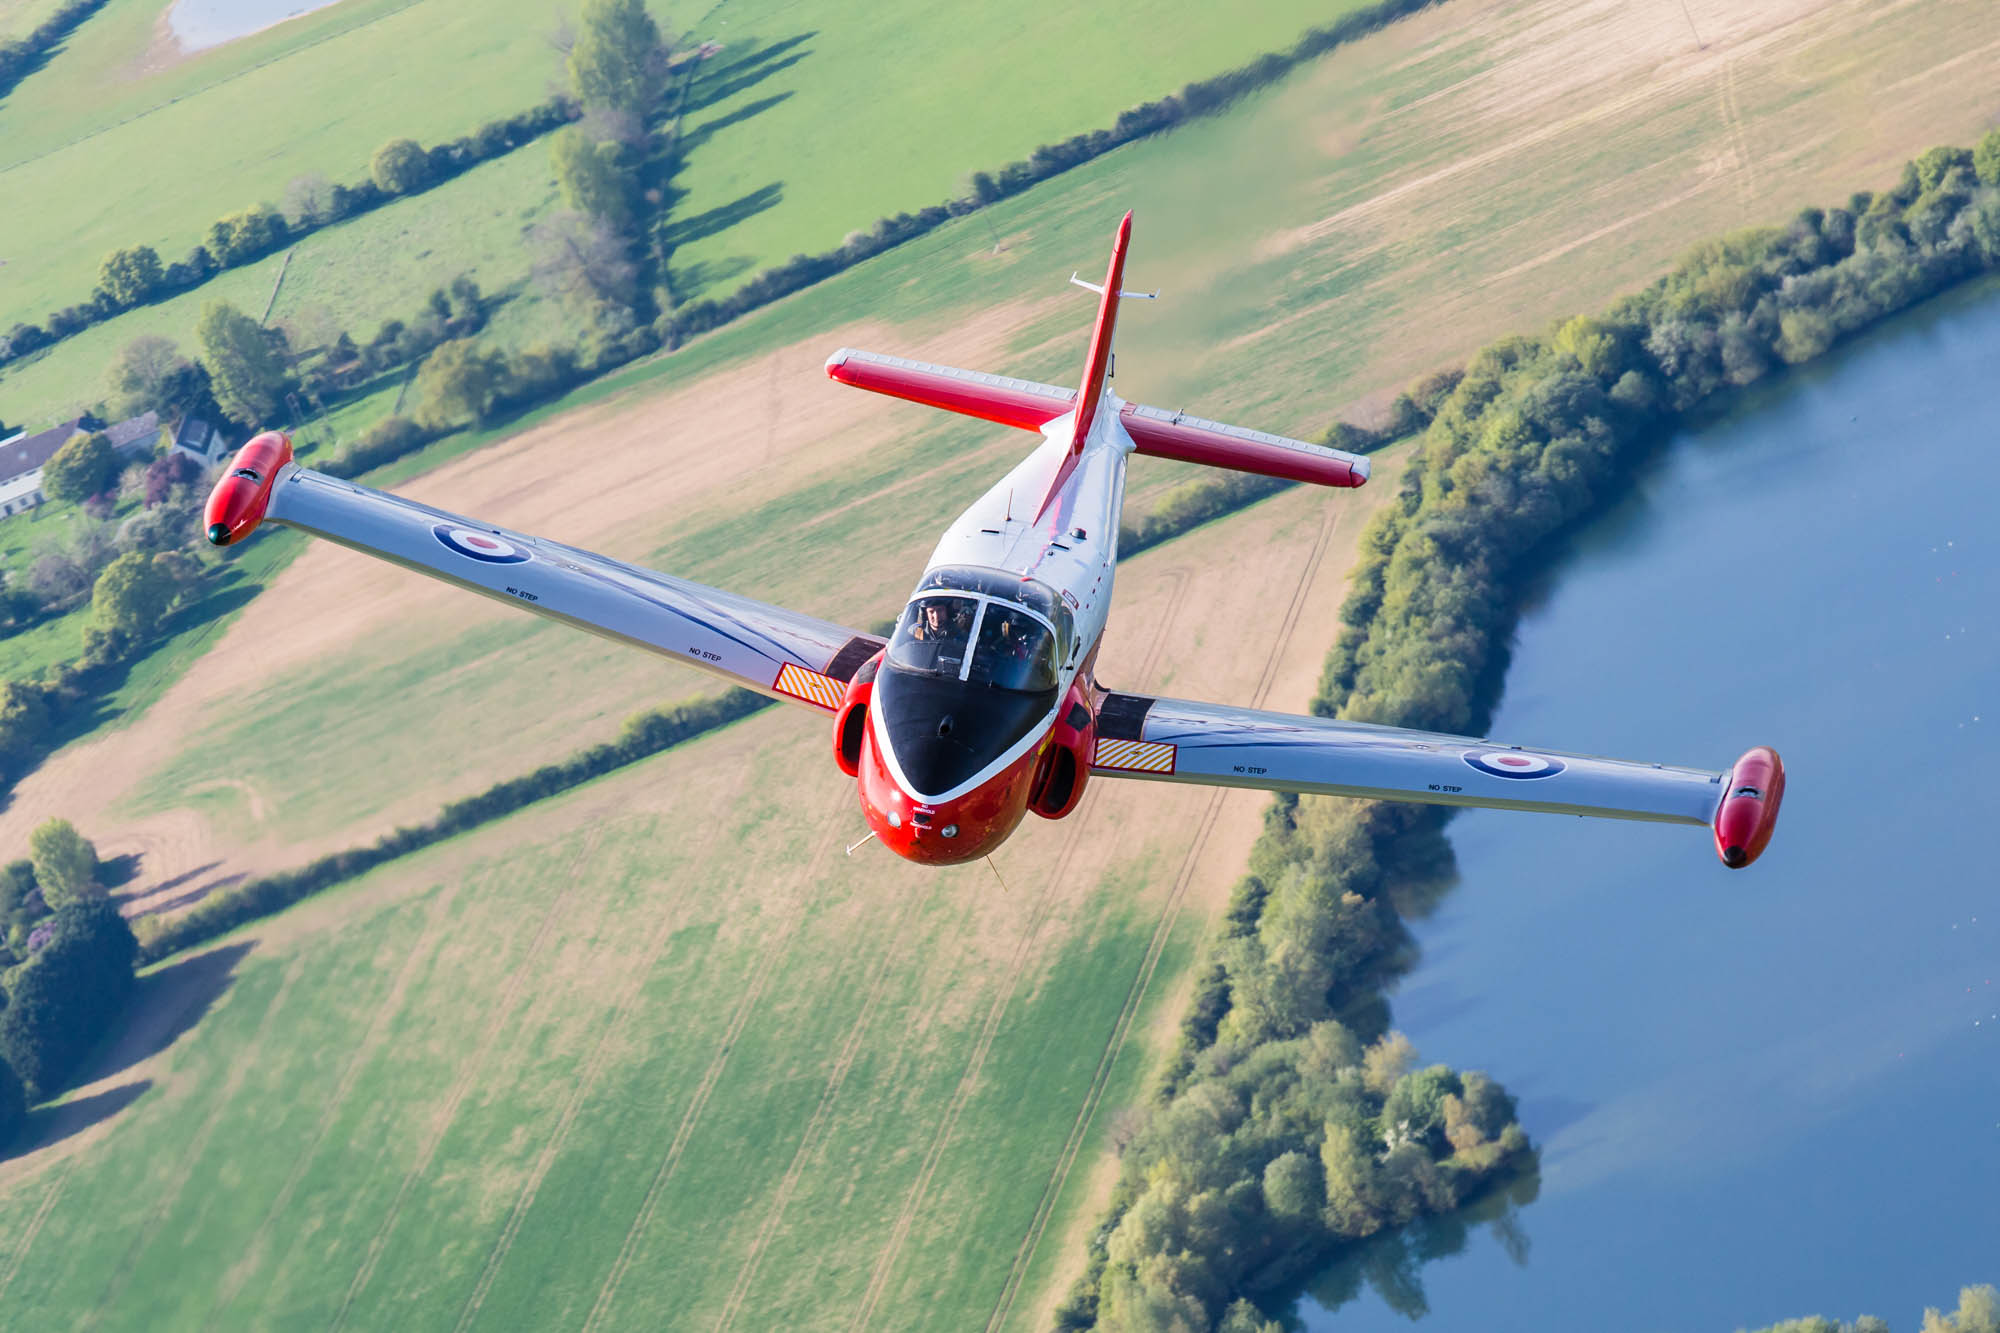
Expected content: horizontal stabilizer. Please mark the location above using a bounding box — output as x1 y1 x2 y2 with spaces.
1121 404 1369 489
824 348 1074 432
1068 273 1159 300
825 348 1369 489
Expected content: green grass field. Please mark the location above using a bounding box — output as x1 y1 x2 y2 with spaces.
0 467 1323 1328
53 0 2000 856
4 1 1998 1328
0 0 693 322
0 0 1356 431
0 730 1182 1331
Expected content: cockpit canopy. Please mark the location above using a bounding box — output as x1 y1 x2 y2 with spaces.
875 568 1070 797
886 567 1069 694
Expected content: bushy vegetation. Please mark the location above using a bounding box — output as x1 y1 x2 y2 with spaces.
137 689 772 963
1060 133 2000 1331
0 896 136 1104
1747 1286 2000 1333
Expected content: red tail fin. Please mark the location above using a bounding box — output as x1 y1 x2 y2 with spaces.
1071 211 1131 453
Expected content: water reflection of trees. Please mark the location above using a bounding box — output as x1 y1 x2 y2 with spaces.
1290 1165 1540 1325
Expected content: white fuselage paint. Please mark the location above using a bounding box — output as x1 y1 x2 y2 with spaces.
868 396 1133 804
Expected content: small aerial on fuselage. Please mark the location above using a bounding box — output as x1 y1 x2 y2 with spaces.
204 213 1784 868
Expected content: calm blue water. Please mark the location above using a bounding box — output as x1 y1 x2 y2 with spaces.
1298 285 2000 1331
168 0 342 51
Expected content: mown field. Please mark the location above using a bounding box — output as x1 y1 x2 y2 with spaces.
0 456 1391 1331
0 0 1360 428
2 0 1998 1328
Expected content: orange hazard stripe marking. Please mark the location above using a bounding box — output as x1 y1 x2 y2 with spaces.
1092 737 1175 774
773 662 845 711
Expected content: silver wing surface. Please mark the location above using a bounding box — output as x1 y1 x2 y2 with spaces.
263 465 882 712
1089 691 1725 825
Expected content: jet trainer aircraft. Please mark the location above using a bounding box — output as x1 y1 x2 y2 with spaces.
204 214 1785 869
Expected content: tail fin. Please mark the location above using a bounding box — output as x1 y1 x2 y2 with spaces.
1069 211 1133 456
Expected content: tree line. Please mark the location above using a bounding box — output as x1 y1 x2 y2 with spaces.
1057 132 2000 1332
0 96 576 369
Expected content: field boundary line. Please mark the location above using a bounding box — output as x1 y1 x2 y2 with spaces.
208 880 464 1324
580 790 851 1333
845 570 1188 1333
449 812 742 1333
982 504 1342 1332
712 888 922 1333
259 246 297 324
327 829 603 1333
82 953 308 1328
0 1156 76 1307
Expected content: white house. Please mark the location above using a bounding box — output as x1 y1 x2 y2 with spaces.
0 410 166 518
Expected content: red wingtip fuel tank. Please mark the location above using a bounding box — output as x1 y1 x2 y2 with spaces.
1713 746 1786 868
203 431 294 546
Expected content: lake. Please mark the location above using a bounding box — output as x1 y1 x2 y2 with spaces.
1297 283 2000 1330
167 0 343 52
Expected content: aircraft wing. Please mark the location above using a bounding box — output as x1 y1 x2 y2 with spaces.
247 463 883 712
1087 691 1783 865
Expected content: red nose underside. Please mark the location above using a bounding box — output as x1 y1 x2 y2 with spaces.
856 723 1041 865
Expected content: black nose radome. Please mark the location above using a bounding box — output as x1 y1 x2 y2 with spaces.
207 523 231 546
1722 845 1748 868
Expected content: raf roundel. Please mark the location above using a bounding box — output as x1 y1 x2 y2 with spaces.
1463 749 1566 780
433 524 531 565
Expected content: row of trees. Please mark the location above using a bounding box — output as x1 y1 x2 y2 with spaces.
0 97 575 368
1061 133 2000 1333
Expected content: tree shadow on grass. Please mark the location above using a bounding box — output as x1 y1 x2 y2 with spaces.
135 871 244 920
3 1080 152 1162
0 2 110 109
660 182 784 252
88 941 254 1089
2 940 253 1157
682 32 815 116
668 254 757 304
681 91 793 154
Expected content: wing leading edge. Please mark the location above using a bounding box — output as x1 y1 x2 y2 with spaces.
256 464 882 712
1089 691 1784 865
